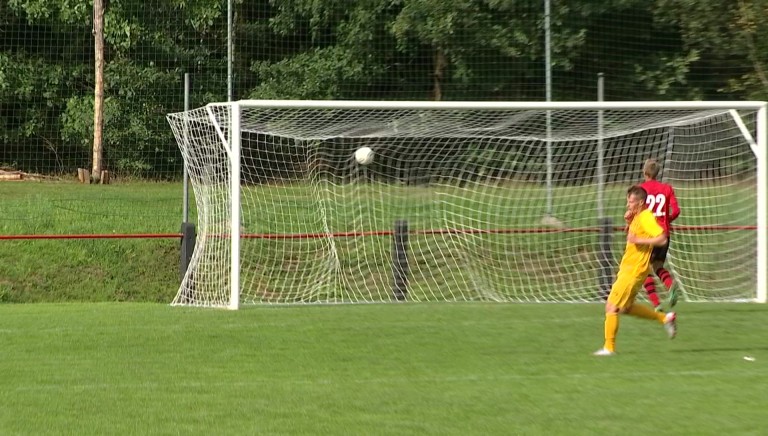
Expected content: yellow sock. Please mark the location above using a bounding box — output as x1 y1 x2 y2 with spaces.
603 313 618 352
627 304 665 323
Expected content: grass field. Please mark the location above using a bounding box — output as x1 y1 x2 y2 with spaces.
0 179 760 303
0 182 186 302
1 302 767 435
0 180 765 434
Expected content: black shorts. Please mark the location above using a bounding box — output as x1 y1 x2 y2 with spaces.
651 239 670 263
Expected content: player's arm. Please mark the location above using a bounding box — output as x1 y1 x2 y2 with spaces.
628 232 667 247
627 213 667 246
668 187 680 222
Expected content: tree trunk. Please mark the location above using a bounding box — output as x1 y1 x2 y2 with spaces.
92 0 105 183
432 48 447 101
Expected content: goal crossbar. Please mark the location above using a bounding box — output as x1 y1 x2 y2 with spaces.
222 100 767 111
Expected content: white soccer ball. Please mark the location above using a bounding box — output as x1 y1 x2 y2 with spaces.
354 147 374 165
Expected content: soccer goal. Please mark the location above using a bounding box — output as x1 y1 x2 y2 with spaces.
167 100 766 309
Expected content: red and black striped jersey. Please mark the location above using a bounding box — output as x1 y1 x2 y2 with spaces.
639 179 680 235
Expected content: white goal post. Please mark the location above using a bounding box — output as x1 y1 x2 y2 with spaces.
168 100 767 309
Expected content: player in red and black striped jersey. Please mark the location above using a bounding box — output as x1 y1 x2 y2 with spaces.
639 158 681 311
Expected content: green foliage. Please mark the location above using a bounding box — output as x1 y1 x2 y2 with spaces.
61 87 181 178
634 51 703 99
250 46 366 99
7 0 90 24
1 0 227 176
653 0 768 99
2 0 767 177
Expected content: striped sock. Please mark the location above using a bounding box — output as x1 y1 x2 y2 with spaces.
644 276 660 307
656 267 673 289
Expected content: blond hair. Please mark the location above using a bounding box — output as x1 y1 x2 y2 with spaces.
643 158 661 180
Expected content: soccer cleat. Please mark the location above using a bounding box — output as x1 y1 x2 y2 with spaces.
663 311 677 339
592 348 616 356
668 282 679 308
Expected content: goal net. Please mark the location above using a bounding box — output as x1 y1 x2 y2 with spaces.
167 101 766 309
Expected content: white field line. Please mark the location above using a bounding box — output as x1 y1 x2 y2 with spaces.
12 369 766 392
0 316 601 334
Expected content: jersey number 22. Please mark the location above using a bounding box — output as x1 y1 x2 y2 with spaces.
646 194 666 217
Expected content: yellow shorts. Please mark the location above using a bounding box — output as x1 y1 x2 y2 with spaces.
607 274 645 309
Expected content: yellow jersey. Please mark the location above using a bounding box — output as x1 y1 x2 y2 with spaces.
617 209 664 280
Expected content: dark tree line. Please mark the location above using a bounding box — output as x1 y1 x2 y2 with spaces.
1 0 766 178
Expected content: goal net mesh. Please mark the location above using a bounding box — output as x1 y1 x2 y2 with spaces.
167 103 758 306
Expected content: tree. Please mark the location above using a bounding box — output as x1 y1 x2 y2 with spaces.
248 0 592 101
0 0 92 173
652 0 768 100
2 0 766 179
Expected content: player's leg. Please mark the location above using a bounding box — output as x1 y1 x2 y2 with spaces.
627 303 677 339
653 261 678 308
627 301 666 323
594 277 634 355
595 305 619 355
643 274 662 311
625 275 666 322
644 248 663 311
626 287 677 338
652 240 677 307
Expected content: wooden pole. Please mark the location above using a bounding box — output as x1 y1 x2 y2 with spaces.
597 217 614 300
392 220 409 301
92 0 105 183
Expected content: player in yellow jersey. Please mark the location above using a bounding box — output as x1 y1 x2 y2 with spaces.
594 185 677 356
